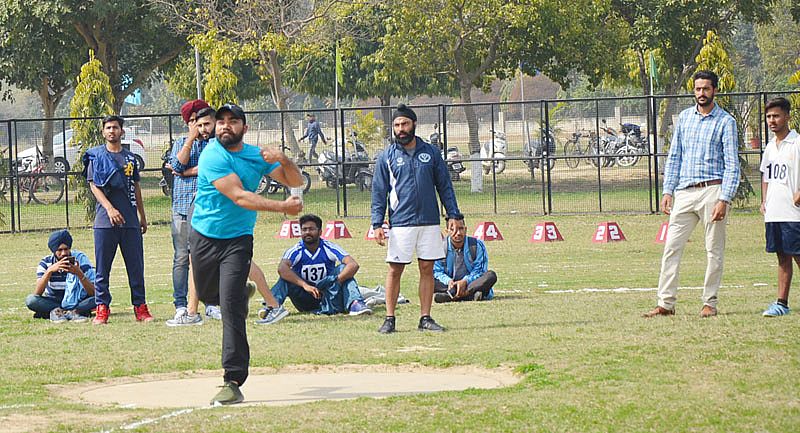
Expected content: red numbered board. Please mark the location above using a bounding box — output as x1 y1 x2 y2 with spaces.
529 221 564 243
276 220 301 238
473 221 504 241
592 221 626 243
321 220 352 239
654 221 669 244
365 222 390 240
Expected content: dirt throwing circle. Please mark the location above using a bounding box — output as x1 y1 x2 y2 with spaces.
57 365 520 409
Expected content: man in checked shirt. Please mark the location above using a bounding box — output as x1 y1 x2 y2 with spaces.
644 70 740 319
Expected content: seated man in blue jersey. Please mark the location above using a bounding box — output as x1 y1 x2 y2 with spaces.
25 229 97 322
433 215 497 303
264 214 372 321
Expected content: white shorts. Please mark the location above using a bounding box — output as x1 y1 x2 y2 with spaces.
386 225 445 264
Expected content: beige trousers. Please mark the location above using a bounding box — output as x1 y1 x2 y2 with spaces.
656 185 727 310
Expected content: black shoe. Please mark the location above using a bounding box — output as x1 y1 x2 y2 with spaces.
378 316 396 334
434 292 453 304
418 316 445 332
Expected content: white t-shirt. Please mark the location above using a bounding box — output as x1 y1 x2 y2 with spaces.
761 130 800 222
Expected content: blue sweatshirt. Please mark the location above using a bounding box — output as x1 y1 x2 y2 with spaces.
371 137 460 228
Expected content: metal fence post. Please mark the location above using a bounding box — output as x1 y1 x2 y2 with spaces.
6 121 15 233
646 96 654 214
490 104 497 214
61 119 70 227
544 100 553 214
340 108 347 217
13 121 22 231
652 96 660 212
539 101 547 214
594 99 602 212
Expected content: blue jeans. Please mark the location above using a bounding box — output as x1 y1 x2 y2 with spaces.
271 265 363 314
171 212 191 308
25 294 96 317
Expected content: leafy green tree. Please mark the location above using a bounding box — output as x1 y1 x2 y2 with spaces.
69 51 115 221
57 0 186 113
0 1 84 163
286 2 456 137
153 0 343 158
381 0 627 192
611 0 772 140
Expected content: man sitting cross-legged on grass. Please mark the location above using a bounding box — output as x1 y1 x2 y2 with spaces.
263 214 372 321
433 215 497 303
26 229 97 323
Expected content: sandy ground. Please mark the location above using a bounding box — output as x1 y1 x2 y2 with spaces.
50 364 520 410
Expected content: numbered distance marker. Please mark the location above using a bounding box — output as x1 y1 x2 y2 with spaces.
365 222 391 240
472 222 504 241
321 220 352 239
529 222 564 243
654 221 668 244
276 220 301 238
592 221 626 243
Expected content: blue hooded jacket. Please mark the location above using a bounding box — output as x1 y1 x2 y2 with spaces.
371 137 460 228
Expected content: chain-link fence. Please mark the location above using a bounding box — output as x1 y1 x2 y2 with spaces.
0 92 788 233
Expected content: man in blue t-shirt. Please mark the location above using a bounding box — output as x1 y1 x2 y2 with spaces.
189 103 304 406
84 115 150 325
268 214 372 318
26 229 96 322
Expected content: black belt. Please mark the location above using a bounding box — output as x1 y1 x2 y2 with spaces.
686 179 722 189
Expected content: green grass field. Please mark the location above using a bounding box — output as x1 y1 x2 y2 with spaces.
0 212 797 433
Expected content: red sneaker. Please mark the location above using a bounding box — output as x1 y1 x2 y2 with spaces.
134 304 154 322
93 304 110 325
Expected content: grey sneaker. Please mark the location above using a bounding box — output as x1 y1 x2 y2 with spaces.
66 310 89 323
50 308 68 324
166 313 203 327
206 305 222 320
211 381 244 406
255 305 289 325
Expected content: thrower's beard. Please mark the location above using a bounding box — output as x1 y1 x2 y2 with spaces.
395 126 416 145
219 130 244 148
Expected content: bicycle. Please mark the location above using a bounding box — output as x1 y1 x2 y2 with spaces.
563 130 602 169
13 151 65 204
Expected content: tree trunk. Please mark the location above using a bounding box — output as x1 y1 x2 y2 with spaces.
264 49 302 158
636 50 649 96
461 82 482 193
379 92 392 142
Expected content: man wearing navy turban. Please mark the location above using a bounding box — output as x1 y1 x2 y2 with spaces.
25 229 97 322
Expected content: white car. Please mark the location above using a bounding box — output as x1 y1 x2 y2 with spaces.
16 129 147 173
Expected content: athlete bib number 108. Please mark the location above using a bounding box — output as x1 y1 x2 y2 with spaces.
765 162 789 184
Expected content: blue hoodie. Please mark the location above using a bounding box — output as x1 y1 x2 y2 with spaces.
371 137 460 228
433 236 494 299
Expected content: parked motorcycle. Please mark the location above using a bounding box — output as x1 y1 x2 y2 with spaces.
614 122 647 167
430 125 465 181
255 170 312 195
523 128 557 176
159 146 174 197
317 131 374 191
480 130 507 175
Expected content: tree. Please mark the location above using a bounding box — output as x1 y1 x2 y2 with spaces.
0 1 84 164
611 0 772 141
55 0 186 113
153 0 343 158
70 51 115 221
380 0 627 192
285 2 457 137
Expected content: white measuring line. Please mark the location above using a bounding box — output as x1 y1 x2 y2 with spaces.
0 404 35 409
97 406 216 433
543 284 747 294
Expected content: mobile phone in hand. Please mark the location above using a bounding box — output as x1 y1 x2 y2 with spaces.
66 256 76 266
